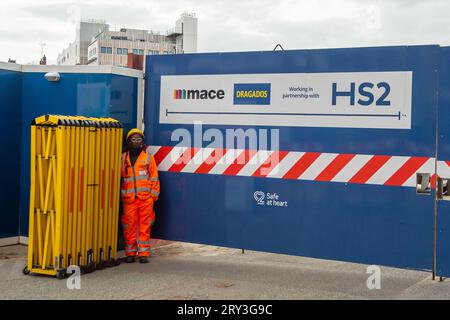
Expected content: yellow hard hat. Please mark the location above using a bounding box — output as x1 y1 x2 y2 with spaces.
126 128 144 141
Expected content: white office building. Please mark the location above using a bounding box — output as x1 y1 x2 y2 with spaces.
58 13 198 67
57 19 109 65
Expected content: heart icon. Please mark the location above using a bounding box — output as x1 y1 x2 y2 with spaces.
253 191 265 204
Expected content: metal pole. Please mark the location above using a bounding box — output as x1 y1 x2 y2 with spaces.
433 68 440 281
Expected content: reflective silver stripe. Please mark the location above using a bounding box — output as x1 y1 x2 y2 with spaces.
125 249 137 252
139 247 151 252
126 244 134 248
124 176 148 183
150 177 159 182
151 189 159 197
137 241 151 245
123 224 128 229
122 187 154 194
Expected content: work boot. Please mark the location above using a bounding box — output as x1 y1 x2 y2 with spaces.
125 256 135 263
139 256 149 264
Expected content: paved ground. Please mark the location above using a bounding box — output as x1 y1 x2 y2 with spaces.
1 242 450 300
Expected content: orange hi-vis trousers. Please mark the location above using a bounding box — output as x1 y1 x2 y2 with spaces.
121 198 155 257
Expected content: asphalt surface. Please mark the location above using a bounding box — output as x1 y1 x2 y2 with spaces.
0 242 449 300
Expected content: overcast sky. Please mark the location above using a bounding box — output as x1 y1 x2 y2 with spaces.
1 0 449 64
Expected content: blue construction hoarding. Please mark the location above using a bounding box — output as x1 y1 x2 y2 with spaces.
144 45 450 276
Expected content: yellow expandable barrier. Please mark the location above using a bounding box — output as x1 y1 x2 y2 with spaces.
24 115 123 279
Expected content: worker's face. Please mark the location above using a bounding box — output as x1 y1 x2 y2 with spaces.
127 133 144 149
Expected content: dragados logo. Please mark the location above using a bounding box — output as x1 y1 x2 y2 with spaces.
233 83 271 105
173 89 225 100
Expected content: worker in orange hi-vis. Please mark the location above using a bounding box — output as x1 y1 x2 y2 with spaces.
120 128 160 263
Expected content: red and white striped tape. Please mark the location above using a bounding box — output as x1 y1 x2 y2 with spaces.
149 146 449 188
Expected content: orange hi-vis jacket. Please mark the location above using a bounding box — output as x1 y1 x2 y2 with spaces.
121 147 160 204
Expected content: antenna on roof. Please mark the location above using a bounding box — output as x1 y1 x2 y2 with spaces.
39 43 47 57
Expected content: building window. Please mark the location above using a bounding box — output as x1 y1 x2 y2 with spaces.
101 47 107 54
138 49 144 55
148 50 153 55
117 48 122 55
132 49 138 55
153 51 159 55
123 48 128 55
163 51 169 54
107 47 112 54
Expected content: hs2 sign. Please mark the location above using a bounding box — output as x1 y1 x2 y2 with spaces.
332 82 391 106
160 72 412 129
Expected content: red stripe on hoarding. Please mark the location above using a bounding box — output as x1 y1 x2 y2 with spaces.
348 155 392 184
282 152 321 180
223 150 258 176
252 151 289 177
315 154 356 181
195 149 227 174
154 146 174 166
168 148 200 172
384 157 429 186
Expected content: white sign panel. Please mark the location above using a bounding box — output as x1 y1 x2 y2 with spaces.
159 72 413 129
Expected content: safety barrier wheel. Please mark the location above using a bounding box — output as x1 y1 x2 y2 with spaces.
95 262 106 270
86 263 96 274
22 266 30 275
107 259 116 267
56 270 67 280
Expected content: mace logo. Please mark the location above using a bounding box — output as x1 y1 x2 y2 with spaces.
233 83 271 105
173 88 225 100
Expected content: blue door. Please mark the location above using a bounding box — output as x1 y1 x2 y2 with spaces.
0 67 22 239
